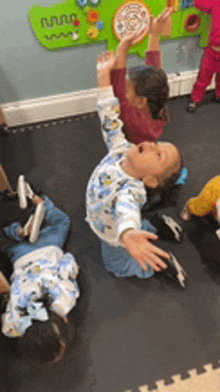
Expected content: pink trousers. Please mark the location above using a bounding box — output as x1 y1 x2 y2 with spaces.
192 46 220 102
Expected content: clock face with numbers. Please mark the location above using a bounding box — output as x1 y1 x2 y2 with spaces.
113 1 150 43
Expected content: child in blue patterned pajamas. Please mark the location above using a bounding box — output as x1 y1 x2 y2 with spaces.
85 51 187 288
0 180 80 363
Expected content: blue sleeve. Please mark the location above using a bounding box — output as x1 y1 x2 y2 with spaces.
97 86 130 152
115 184 147 241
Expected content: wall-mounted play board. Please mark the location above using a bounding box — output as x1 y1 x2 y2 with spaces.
29 0 211 58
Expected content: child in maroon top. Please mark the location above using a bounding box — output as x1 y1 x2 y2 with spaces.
187 0 220 113
110 7 173 145
108 7 188 210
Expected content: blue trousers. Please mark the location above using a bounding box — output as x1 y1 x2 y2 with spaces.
101 219 157 279
0 196 71 264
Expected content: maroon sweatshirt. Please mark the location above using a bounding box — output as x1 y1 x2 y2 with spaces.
110 51 166 145
195 0 220 47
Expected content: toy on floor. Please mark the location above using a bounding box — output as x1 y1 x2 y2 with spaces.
125 362 220 391
0 176 80 364
180 175 220 225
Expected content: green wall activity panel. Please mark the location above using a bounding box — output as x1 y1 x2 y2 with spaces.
29 0 210 58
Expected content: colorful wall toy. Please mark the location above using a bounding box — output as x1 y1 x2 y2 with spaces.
29 0 211 58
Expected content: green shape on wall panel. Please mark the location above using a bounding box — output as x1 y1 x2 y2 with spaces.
167 9 203 39
29 0 210 58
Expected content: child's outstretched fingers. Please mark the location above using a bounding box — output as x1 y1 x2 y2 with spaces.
97 51 117 72
126 28 146 40
148 14 155 31
149 6 173 36
119 28 147 52
141 233 170 270
136 242 169 272
159 6 173 19
121 229 169 272
144 231 158 241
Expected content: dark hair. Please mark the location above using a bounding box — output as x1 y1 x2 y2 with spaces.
0 250 12 279
128 65 170 123
0 291 10 315
0 251 12 314
142 148 185 213
160 148 184 188
21 295 76 363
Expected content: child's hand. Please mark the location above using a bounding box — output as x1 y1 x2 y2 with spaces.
114 28 146 69
97 51 118 73
148 6 173 37
121 229 170 272
118 28 147 54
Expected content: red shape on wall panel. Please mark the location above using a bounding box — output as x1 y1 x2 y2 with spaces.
185 14 201 33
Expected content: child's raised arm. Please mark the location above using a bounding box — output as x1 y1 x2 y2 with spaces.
97 51 117 88
121 229 170 271
146 7 173 68
113 29 147 70
112 7 173 70
148 7 173 49
97 51 128 151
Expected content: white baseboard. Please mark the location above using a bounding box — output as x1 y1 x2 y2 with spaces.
168 69 215 98
2 69 216 128
2 88 99 128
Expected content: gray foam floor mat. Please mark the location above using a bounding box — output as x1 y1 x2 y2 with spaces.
1 93 220 392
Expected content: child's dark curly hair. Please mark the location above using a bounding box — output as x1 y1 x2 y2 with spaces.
128 65 170 123
0 251 12 314
0 250 12 279
20 294 76 363
142 148 185 213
